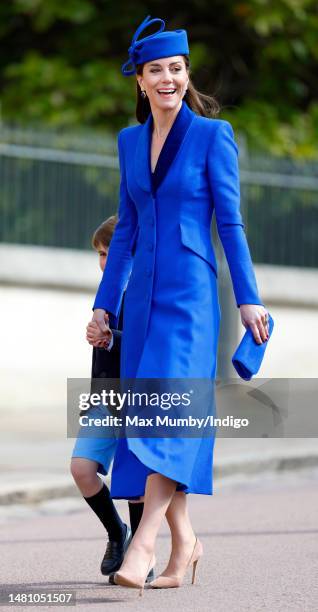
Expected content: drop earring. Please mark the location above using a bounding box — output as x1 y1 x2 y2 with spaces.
141 90 147 99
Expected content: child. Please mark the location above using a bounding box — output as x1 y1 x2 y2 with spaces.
71 216 152 583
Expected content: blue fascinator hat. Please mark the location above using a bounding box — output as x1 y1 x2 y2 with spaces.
121 15 189 76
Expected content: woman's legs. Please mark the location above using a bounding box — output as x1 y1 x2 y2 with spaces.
161 491 197 576
118 473 177 578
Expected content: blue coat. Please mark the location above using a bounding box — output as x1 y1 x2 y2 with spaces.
93 100 263 497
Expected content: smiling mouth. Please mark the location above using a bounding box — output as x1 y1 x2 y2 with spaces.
157 89 177 96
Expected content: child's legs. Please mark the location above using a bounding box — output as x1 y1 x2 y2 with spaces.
70 451 126 542
71 404 118 492
70 457 101 497
128 498 145 537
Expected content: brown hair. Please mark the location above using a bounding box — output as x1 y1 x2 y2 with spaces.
92 214 118 249
135 55 220 123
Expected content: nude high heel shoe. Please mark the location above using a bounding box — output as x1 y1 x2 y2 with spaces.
149 538 203 589
114 553 156 597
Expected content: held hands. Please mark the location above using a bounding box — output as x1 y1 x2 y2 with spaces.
239 304 269 345
88 306 270 347
86 310 112 348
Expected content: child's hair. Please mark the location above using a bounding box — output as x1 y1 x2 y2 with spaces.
92 215 118 249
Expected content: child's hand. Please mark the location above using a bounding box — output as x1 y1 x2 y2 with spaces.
86 316 112 347
95 336 113 349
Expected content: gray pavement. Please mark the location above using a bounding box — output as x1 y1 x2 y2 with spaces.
0 469 317 612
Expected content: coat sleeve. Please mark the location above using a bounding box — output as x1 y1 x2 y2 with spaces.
93 129 138 315
207 120 264 308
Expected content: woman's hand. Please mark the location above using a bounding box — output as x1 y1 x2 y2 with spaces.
92 309 109 334
239 304 269 345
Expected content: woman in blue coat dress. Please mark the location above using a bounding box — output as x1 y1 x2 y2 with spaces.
91 15 269 593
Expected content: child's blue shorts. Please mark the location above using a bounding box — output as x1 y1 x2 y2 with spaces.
71 404 118 476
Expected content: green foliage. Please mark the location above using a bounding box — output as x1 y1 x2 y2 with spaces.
223 100 318 158
4 53 134 128
0 0 317 157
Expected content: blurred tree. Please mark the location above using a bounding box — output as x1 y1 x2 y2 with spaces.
0 0 317 157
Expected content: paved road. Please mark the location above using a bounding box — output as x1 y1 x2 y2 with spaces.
0 471 317 612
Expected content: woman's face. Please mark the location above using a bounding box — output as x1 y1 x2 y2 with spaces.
137 55 189 113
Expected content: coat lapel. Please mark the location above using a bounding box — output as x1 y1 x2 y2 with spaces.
134 100 195 193
151 100 195 193
134 112 153 193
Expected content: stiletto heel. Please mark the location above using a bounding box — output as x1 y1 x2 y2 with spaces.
192 558 199 584
149 537 203 589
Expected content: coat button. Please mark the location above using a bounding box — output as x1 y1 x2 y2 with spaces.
148 243 154 252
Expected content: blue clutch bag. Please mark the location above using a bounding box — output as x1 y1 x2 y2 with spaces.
231 313 274 380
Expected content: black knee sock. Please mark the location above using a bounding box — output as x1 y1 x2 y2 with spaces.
84 483 125 542
128 501 144 536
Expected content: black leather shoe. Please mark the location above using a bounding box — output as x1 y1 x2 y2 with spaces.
108 566 155 585
100 524 132 576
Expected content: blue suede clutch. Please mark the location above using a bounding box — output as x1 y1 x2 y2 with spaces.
231 313 274 380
